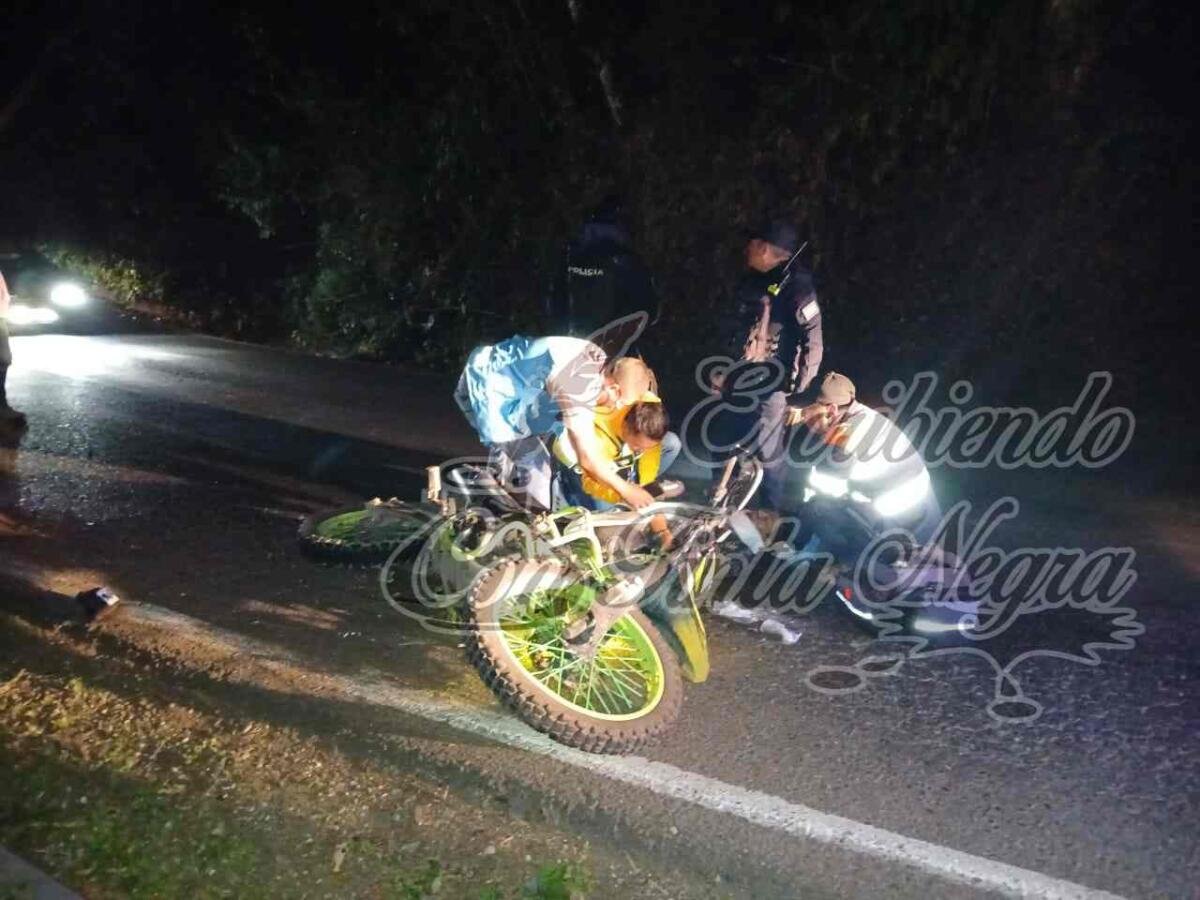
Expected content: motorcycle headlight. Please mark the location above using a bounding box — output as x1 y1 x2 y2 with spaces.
50 282 88 308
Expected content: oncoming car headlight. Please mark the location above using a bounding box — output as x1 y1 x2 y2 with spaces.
50 282 89 308
6 303 60 326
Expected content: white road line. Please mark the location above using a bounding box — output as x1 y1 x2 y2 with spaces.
125 602 1123 900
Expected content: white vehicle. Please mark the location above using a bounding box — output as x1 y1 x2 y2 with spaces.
0 251 94 330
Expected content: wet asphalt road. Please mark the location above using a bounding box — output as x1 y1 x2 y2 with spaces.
3 330 1198 898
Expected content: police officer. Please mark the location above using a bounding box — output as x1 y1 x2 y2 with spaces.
714 219 823 509
546 197 660 359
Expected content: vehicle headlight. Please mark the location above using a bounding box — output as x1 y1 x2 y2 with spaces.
6 303 60 325
50 282 88 308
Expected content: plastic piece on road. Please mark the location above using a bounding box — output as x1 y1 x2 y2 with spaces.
711 598 804 643
76 587 121 621
710 599 759 624
761 617 802 644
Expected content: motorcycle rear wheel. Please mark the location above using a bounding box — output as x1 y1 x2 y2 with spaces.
467 558 683 754
298 502 439 565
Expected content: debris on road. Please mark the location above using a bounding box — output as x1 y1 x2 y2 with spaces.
710 598 758 624
74 587 121 622
712 600 804 644
760 618 802 644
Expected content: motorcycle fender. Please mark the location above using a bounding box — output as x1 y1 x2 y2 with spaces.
643 583 710 684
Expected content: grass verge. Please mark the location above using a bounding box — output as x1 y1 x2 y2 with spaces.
0 618 641 899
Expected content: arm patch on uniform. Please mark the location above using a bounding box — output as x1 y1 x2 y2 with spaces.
800 299 820 321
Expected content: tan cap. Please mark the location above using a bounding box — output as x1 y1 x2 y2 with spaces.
816 372 856 406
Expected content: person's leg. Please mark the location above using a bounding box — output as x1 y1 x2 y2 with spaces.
703 406 753 494
489 436 552 510
1 318 11 397
755 391 791 509
0 319 22 421
658 431 681 475
555 463 599 511
513 443 554 511
806 498 879 564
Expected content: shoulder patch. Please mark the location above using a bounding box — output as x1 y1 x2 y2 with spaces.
800 299 820 321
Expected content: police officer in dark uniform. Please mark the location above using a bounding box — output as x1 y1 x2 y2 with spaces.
546 197 660 359
713 219 823 509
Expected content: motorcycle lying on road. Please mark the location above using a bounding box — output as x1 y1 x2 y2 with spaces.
298 453 978 753
299 453 764 754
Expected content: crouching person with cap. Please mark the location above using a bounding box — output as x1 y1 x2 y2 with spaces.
785 372 942 562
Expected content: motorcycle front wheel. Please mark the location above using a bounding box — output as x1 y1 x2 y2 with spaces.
467 558 683 754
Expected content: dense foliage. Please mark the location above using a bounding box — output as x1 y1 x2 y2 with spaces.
1 0 1192 413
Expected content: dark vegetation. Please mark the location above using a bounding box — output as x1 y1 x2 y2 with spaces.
1 1 1193 417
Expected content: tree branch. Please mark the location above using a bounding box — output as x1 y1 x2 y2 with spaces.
563 0 623 130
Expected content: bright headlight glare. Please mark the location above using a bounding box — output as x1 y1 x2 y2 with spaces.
50 282 88 308
6 303 60 325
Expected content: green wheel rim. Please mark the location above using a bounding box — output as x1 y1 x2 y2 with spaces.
497 586 665 721
314 509 423 544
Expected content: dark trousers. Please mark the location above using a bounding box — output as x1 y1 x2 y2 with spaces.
805 495 944 564
0 318 11 405
755 391 792 510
